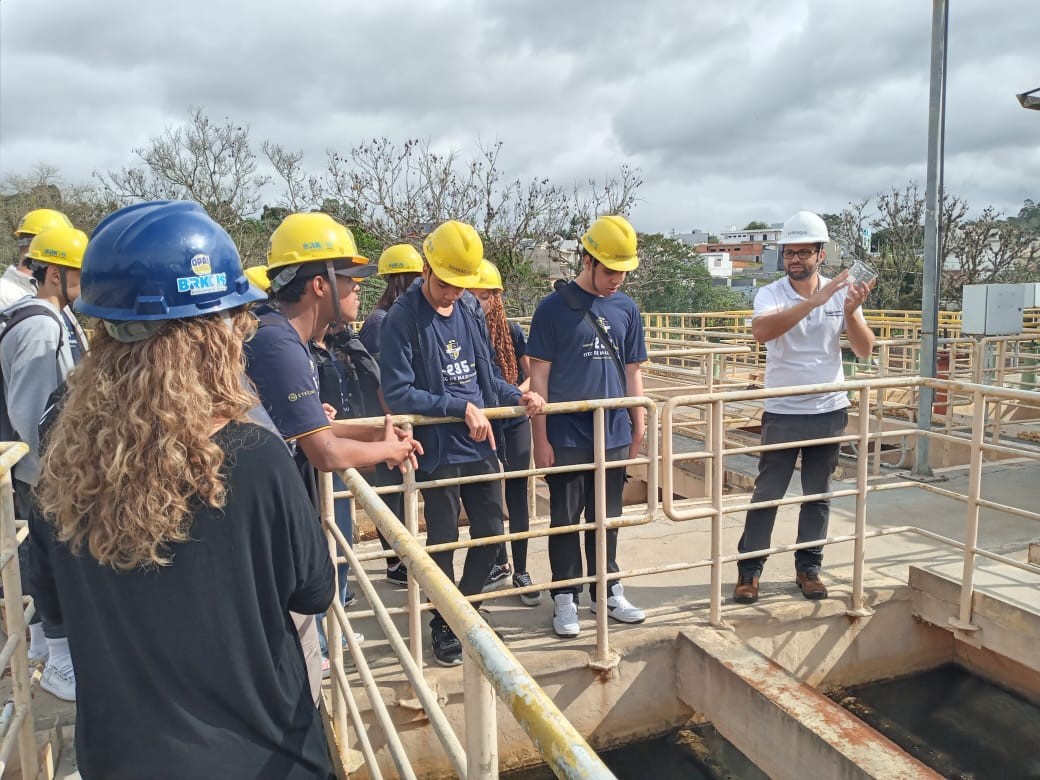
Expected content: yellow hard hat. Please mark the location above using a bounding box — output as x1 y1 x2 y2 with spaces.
244 265 271 293
581 215 639 272
15 208 73 238
378 243 423 275
422 220 483 287
267 212 373 272
469 259 504 291
26 227 88 270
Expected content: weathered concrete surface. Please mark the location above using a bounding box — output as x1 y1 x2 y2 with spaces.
338 459 1039 776
910 561 1040 676
675 626 941 780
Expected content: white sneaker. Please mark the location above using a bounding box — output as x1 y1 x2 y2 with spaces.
40 664 76 702
590 583 645 624
552 593 580 638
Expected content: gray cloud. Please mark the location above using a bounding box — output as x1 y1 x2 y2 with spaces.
1 0 1036 234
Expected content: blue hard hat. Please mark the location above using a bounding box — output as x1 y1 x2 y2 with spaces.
76 201 265 321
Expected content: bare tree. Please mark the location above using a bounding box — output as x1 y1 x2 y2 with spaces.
317 137 640 314
943 205 1040 299
1 165 116 268
95 107 269 231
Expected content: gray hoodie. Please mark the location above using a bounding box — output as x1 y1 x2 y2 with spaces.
0 298 86 484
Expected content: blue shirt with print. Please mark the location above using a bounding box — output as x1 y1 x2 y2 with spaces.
429 306 493 465
526 283 646 450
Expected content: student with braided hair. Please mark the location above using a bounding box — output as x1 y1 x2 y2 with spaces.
468 260 541 605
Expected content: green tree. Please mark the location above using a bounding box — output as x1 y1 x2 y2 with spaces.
625 233 744 313
743 220 769 230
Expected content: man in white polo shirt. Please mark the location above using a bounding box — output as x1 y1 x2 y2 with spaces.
733 211 874 604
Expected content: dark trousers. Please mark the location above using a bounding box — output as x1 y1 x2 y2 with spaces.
495 418 532 573
737 409 848 576
14 479 63 637
371 463 404 568
418 457 504 601
546 445 627 600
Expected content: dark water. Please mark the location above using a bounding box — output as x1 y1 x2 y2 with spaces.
838 664 1040 780
502 724 766 780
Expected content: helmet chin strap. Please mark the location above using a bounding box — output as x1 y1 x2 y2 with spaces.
58 267 72 309
325 261 343 330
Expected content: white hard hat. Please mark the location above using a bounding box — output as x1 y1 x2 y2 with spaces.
778 211 829 245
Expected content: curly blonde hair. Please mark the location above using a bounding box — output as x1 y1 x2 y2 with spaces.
36 310 259 570
485 292 519 385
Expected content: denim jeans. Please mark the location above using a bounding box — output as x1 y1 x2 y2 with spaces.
737 408 848 576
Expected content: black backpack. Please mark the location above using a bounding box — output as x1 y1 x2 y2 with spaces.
328 326 384 419
0 304 64 442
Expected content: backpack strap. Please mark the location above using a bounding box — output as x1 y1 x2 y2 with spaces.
559 283 627 388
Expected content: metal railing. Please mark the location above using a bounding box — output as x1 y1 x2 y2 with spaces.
320 397 657 778
317 375 1040 777
0 442 39 779
660 376 1040 626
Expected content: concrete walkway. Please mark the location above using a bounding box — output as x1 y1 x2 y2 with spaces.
33 457 1040 777
345 458 1040 671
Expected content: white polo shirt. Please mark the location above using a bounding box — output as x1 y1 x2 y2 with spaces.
753 275 862 414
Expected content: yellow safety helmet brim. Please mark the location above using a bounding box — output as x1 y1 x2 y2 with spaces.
377 244 424 275
469 259 504 291
267 212 371 271
26 227 88 270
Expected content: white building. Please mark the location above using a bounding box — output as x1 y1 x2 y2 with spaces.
720 226 782 244
701 252 733 278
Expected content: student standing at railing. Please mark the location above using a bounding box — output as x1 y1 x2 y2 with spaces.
31 201 336 778
468 259 542 605
733 211 875 605
243 212 420 694
359 243 424 586
380 221 544 666
527 215 648 638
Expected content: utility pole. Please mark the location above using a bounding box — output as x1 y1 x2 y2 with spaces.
913 0 949 478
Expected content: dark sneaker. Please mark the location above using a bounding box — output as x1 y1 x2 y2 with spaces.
481 562 512 593
386 563 408 587
796 570 828 600
343 590 358 608
733 574 760 604
513 572 542 606
430 618 462 667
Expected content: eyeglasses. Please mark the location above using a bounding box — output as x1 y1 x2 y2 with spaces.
782 248 818 261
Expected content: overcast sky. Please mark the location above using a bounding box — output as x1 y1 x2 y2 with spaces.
1 0 1037 234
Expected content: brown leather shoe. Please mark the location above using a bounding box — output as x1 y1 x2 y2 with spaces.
796 570 828 600
732 575 759 604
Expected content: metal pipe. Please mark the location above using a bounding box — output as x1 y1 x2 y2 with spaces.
593 407 610 666
464 650 497 780
340 470 615 780
915 0 950 476
0 461 36 780
709 400 725 627
915 0 950 478
850 387 871 615
954 391 986 631
323 522 468 777
328 599 417 780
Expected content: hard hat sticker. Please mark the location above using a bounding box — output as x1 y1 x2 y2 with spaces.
177 273 228 295
189 253 213 275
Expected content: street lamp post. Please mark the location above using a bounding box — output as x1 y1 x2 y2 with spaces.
913 0 950 478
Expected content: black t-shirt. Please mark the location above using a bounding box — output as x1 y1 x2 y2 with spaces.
30 421 334 779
